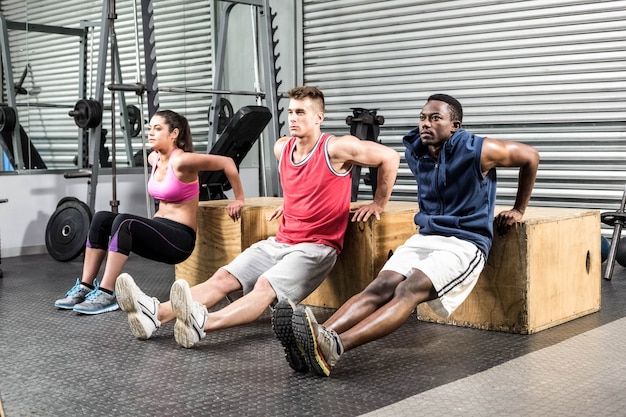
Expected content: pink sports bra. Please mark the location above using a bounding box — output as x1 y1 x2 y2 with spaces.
148 149 199 203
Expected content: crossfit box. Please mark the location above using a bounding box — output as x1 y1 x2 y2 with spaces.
416 206 602 334
176 197 418 308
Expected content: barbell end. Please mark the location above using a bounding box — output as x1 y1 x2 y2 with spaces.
107 83 147 95
63 169 93 179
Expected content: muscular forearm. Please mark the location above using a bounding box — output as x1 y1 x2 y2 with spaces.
223 160 245 201
513 161 538 215
373 152 400 208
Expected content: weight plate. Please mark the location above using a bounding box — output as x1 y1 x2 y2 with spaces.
70 99 102 129
0 106 17 132
126 105 142 137
56 196 80 209
45 200 91 262
216 98 234 134
55 197 93 221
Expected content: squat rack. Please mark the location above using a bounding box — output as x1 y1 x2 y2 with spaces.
137 0 282 197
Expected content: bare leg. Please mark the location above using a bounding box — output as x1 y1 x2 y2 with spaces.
157 268 244 324
98 251 130 292
332 270 438 351
204 276 276 331
80 247 107 285
324 270 406 333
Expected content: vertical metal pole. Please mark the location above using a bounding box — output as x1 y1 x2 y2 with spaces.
109 1 119 213
140 0 160 117
87 0 112 212
77 23 89 169
207 2 236 149
604 183 626 280
0 13 23 169
112 45 134 165
251 8 267 196
256 0 280 196
134 0 154 217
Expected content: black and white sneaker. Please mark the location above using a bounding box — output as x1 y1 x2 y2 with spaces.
272 298 309 373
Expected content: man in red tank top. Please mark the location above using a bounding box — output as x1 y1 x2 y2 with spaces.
115 87 400 364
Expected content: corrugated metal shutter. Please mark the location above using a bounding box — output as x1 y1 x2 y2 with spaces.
302 0 626 214
1 0 213 169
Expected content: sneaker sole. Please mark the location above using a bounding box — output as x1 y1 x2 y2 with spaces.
272 300 309 373
171 281 200 348
292 307 332 377
73 303 120 315
116 274 140 313
55 303 78 310
116 274 152 339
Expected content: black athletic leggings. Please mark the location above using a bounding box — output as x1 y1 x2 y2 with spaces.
86 211 196 265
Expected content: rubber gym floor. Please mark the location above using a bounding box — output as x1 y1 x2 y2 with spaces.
1 252 625 417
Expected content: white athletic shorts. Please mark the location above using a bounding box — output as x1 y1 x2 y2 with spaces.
381 233 486 318
221 237 337 304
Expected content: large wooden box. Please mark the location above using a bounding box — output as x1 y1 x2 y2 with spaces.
416 206 602 334
176 198 418 308
175 197 282 286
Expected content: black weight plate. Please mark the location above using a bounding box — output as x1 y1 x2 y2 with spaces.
45 200 91 262
0 106 17 132
56 196 80 209
56 197 93 221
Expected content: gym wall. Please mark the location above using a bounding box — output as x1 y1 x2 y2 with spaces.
300 0 626 214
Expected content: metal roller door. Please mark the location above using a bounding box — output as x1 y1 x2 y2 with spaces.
302 0 626 213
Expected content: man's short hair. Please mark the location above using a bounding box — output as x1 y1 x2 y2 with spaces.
428 93 463 122
288 86 325 113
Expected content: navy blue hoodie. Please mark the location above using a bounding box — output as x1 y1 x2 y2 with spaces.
403 127 497 257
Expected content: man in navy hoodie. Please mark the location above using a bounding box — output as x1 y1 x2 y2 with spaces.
278 93 540 376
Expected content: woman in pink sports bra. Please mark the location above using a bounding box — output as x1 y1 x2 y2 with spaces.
55 110 245 315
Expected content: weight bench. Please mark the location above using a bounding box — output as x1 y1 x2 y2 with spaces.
199 105 272 200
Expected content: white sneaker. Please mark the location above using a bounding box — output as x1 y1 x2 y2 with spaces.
170 279 208 348
115 273 161 340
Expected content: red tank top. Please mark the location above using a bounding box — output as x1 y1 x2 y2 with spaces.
275 133 352 253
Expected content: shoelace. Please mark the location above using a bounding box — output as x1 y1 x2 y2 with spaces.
65 281 82 296
84 289 103 301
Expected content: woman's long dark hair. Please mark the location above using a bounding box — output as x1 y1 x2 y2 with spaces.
154 109 194 152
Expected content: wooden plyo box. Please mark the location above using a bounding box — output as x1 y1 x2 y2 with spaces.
416 206 602 334
175 197 282 286
176 197 418 308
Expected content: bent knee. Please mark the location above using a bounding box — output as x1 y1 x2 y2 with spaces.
362 270 405 304
204 268 241 292
252 276 277 297
396 270 437 302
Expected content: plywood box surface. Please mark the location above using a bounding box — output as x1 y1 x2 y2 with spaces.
416 206 602 334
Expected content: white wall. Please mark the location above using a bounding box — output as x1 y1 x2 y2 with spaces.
0 166 259 258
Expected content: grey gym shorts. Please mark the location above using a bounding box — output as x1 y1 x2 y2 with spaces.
221 237 337 304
